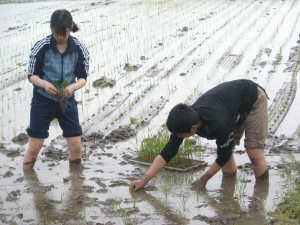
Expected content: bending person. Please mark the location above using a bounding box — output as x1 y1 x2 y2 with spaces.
132 79 269 191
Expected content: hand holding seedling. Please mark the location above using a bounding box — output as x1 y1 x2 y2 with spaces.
61 84 75 97
131 155 167 191
191 176 207 192
43 81 58 95
130 180 145 192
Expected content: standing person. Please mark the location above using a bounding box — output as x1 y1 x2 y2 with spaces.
23 9 89 170
132 79 269 191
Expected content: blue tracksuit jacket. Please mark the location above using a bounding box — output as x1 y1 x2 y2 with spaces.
28 34 89 101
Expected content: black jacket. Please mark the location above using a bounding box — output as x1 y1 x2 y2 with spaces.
160 79 258 167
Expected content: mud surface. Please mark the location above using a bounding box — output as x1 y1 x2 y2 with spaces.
1 134 299 225
1 0 300 225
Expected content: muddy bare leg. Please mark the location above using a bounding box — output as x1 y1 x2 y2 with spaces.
256 168 269 180
246 147 268 180
222 153 237 177
23 137 44 170
67 136 82 166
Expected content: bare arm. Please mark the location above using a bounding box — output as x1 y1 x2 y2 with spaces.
29 76 87 97
71 78 86 91
131 155 167 191
62 78 86 97
29 75 58 95
193 161 221 191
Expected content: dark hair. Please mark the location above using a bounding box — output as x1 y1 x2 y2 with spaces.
166 103 199 133
50 9 79 36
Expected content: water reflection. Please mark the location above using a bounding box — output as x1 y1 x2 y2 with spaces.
248 180 270 224
209 176 269 224
23 165 85 224
130 187 187 224
219 176 238 203
127 173 270 224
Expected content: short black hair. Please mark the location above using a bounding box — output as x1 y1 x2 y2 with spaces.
50 9 79 36
166 103 199 133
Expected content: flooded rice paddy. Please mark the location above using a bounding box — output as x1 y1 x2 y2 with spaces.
0 0 300 224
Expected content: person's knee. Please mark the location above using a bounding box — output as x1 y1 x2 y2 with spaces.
70 146 81 155
247 148 266 162
27 146 42 156
68 141 81 154
68 144 81 157
67 136 82 159
26 138 44 156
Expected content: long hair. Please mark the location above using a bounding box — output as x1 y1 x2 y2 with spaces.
50 9 79 36
166 103 199 133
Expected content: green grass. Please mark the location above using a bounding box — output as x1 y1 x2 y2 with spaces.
268 154 300 225
136 128 203 167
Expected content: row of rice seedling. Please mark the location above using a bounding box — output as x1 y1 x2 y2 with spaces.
0 0 246 140
136 127 204 168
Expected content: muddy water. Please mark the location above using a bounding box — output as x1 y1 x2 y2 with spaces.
1 133 299 224
1 0 300 224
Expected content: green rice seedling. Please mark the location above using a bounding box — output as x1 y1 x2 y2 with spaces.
179 190 188 213
268 153 300 224
136 129 169 163
272 48 282 71
108 187 132 223
160 183 171 201
129 183 137 208
3 188 20 208
136 128 203 168
12 127 16 137
178 209 187 225
55 80 69 112
234 177 247 214
112 199 132 225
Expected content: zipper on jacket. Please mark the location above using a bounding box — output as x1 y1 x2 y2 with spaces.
61 54 64 83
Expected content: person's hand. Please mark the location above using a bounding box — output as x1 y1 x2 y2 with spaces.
61 84 75 97
191 176 207 192
44 81 58 95
130 180 145 192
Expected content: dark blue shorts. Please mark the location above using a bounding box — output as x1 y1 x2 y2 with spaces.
26 92 82 138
